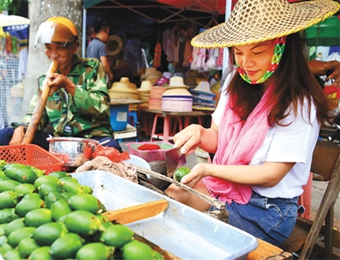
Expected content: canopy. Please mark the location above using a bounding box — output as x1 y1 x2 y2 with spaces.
304 16 340 47
0 14 30 40
0 14 30 27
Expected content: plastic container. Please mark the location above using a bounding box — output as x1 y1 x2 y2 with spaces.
126 141 173 162
0 144 64 174
110 104 128 131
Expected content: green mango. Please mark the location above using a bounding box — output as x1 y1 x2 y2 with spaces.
7 226 36 248
121 240 154 260
38 182 63 199
0 170 10 180
0 179 20 192
3 163 30 179
0 160 7 169
81 185 93 195
0 191 19 209
33 222 68 246
29 246 53 260
100 224 134 248
152 250 164 260
48 171 71 179
17 237 39 258
75 242 114 260
50 233 84 259
64 210 102 236
44 190 64 208
61 191 77 201
50 198 72 221
15 193 44 217
68 193 99 214
0 208 19 224
2 248 21 260
12 168 37 184
0 242 12 256
4 218 25 237
0 223 7 236
24 208 52 227
29 166 45 177
0 235 6 246
60 177 84 194
34 175 61 189
14 183 36 196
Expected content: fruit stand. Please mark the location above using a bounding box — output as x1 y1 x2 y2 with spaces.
0 144 259 260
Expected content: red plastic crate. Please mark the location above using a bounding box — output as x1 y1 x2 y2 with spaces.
0 144 64 174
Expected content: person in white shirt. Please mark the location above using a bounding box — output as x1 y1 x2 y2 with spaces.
165 0 339 246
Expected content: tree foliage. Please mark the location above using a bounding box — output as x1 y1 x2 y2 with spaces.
0 0 27 14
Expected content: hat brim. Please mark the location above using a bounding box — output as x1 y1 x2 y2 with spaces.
106 35 123 56
191 0 340 48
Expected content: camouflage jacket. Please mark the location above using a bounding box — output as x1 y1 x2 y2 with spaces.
15 55 113 138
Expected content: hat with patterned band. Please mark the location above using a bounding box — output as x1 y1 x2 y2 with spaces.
191 0 340 48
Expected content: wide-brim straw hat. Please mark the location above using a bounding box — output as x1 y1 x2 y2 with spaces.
138 80 152 92
109 77 138 94
190 81 215 97
166 76 189 89
191 0 340 48
141 67 162 80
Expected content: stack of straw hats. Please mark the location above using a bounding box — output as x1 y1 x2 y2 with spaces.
108 77 140 110
140 67 162 85
138 80 152 108
189 81 216 111
162 76 193 112
149 86 166 110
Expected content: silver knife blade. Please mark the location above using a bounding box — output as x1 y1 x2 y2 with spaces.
165 146 186 177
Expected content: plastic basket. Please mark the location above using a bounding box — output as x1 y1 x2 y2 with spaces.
126 141 173 162
0 144 64 174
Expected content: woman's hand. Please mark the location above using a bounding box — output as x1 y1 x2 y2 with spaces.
180 163 208 187
173 124 204 156
45 73 76 96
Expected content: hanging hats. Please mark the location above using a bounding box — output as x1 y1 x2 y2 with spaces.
191 0 340 48
106 35 123 56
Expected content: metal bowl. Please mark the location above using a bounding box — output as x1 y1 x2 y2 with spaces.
47 137 99 166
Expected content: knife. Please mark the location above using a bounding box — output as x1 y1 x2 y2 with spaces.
165 146 187 177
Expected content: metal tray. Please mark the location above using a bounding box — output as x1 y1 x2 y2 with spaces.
72 170 258 260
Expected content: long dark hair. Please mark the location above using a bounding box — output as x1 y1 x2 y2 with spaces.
227 33 333 126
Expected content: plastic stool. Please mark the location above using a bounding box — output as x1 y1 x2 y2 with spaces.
128 110 138 127
150 114 183 142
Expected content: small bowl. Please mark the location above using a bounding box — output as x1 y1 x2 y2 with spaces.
47 137 99 166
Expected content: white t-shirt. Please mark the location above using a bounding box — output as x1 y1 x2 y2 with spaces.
212 80 320 199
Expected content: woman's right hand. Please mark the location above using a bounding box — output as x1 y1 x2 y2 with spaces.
173 124 204 156
9 126 25 145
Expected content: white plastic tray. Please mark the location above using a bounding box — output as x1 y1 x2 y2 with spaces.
72 170 258 260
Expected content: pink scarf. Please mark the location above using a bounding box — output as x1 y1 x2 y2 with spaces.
202 84 275 204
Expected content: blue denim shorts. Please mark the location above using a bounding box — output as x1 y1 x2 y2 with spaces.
209 192 299 246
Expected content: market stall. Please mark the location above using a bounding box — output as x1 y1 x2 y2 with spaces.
0 14 29 128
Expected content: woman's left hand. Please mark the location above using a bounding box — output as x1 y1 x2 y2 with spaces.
180 163 207 187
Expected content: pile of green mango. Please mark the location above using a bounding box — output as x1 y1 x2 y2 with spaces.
0 160 164 260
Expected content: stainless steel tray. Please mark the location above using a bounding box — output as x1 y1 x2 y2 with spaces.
72 170 258 260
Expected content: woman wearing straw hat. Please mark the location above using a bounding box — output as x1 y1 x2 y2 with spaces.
166 0 340 245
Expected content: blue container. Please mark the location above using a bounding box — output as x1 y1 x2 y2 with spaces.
109 104 128 131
